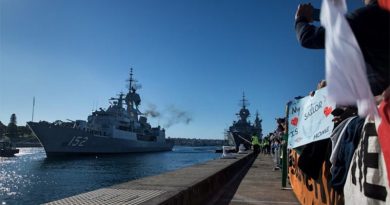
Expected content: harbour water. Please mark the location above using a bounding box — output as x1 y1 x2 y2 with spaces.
0 146 220 205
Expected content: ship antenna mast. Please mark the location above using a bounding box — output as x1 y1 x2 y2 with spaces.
127 67 134 92
241 92 248 108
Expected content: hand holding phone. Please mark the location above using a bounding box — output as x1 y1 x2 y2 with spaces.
295 3 319 22
312 8 321 21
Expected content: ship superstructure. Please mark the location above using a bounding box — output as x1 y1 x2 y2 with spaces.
227 93 262 150
27 68 173 157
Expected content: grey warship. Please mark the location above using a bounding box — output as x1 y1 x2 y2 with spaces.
226 94 263 151
27 69 173 157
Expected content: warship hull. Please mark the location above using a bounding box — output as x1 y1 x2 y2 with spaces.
228 132 252 151
27 122 173 157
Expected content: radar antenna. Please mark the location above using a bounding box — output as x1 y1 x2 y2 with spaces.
109 92 125 108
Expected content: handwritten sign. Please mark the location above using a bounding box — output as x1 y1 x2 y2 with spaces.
287 87 335 148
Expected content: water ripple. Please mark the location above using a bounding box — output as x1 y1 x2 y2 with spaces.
0 146 219 204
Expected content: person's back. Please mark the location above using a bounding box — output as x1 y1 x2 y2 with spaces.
347 2 390 94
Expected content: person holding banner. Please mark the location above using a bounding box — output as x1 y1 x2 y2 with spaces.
295 0 390 96
309 80 327 96
331 106 358 127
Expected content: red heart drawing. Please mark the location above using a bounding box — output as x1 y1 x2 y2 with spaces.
291 117 298 126
324 106 333 117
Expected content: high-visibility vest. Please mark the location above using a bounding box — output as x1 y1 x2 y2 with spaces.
263 141 269 146
251 136 260 146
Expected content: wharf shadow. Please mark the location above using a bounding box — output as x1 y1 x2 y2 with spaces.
208 154 257 205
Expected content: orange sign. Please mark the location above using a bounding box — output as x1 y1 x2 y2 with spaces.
288 150 343 205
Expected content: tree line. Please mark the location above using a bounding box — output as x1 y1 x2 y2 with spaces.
0 113 34 141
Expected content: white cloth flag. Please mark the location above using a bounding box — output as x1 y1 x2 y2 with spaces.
321 0 377 117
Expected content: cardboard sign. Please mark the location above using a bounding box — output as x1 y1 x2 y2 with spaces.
288 88 336 148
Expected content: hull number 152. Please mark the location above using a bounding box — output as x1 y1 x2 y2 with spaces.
68 136 88 147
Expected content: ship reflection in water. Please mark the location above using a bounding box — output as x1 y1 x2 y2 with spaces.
0 146 219 205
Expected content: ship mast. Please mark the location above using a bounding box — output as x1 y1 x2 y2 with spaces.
254 110 263 138
128 67 134 93
237 92 250 122
240 92 249 109
125 67 142 119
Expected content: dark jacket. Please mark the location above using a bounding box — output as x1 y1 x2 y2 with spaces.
295 2 390 96
330 117 365 191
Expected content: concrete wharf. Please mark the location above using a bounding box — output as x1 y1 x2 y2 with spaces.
211 154 299 205
46 152 298 205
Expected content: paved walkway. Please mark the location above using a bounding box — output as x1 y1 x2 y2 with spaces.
212 153 299 205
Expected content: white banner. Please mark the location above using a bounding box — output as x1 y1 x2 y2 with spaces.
344 119 390 204
287 87 336 148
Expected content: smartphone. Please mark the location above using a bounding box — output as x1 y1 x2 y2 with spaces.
313 8 321 21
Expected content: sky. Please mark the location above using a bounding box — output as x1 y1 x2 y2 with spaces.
0 0 362 139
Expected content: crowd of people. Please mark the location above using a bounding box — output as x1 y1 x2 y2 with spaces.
248 2 389 202
254 118 285 170
285 0 389 204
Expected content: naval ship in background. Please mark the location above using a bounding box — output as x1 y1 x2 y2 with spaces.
27 69 173 157
226 94 262 151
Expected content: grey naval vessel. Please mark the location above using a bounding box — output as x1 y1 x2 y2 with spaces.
27 69 173 157
226 94 263 151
